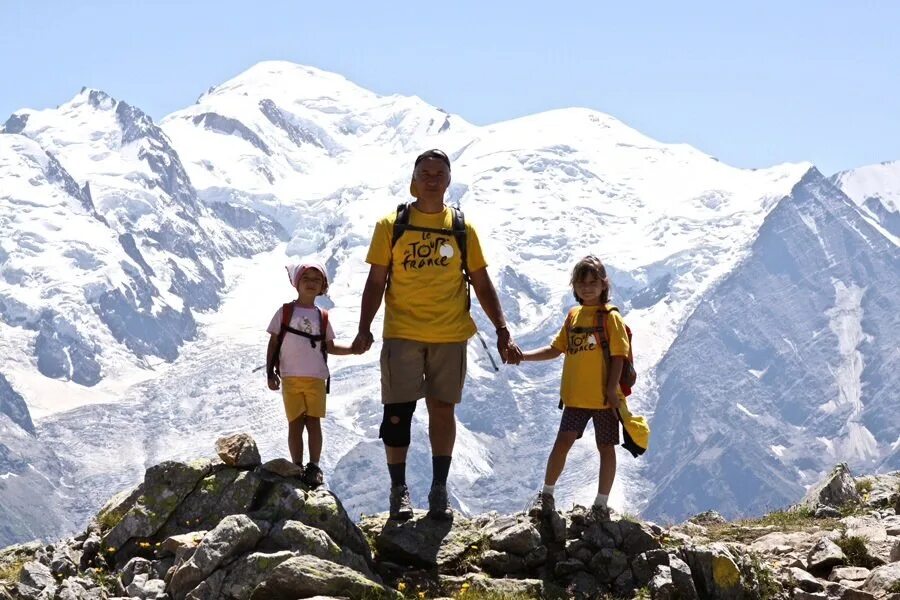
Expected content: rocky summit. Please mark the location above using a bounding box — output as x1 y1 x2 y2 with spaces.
1 435 899 600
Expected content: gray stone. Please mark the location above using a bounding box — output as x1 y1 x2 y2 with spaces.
891 538 900 562
264 519 374 580
669 555 698 600
121 556 153 587
582 522 616 549
620 520 662 556
680 543 745 600
800 464 861 509
841 515 893 565
184 570 224 600
215 433 260 467
830 567 871 582
17 561 54 591
249 555 396 599
479 550 525 576
53 578 88 600
160 532 207 558
488 522 541 555
863 563 900 594
169 514 263 600
828 582 878 600
553 558 584 577
649 565 676 600
160 469 262 539
293 488 369 557
260 458 304 478
789 567 825 592
569 571 599 597
633 549 671 586
807 537 846 573
218 551 294 600
362 513 480 571
102 459 213 554
689 510 727 525
815 506 842 519
590 547 629 583
524 545 547 568
125 573 167 599
793 589 827 600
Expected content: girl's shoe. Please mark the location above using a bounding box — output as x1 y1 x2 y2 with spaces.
302 462 324 487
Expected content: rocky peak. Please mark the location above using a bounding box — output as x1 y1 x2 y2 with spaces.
1 435 898 600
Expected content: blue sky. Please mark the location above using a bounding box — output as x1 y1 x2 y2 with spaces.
2 0 898 175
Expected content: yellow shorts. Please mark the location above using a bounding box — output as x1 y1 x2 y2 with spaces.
281 376 327 421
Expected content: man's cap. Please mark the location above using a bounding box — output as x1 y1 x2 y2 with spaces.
410 149 451 197
414 149 451 170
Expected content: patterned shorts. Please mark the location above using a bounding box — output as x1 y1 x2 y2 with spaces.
559 406 619 446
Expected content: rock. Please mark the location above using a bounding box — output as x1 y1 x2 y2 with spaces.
102 459 213 557
488 522 541 556
218 551 294 600
79 534 101 570
479 550 525 576
260 458 304 478
53 578 88 600
293 488 369 557
553 557 584 577
891 538 900 562
249 555 396 599
590 547 629 584
161 469 263 539
215 433 261 467
830 567 871 582
632 549 670 585
569 571 599 597
361 513 480 571
828 582 878 600
793 589 827 600
799 464 861 510
524 545 547 568
125 573 167 599
566 539 594 563
680 543 745 600
788 567 825 592
169 514 263 600
160 532 207 558
863 563 900 595
815 506 842 519
689 510 728 525
841 515 893 565
750 531 815 555
807 537 846 574
184 570 224 600
649 565 676 600
17 561 55 591
120 556 152 587
669 555 699 600
620 520 662 556
582 522 616 549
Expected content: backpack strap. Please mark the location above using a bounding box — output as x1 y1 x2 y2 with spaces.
273 302 295 375
319 307 330 393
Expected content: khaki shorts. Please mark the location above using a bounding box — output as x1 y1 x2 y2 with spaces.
281 376 327 421
380 339 467 405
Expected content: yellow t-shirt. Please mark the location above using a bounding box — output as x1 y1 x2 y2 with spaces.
551 305 630 409
366 205 488 343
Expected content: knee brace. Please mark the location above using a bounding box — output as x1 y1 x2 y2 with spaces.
379 401 416 447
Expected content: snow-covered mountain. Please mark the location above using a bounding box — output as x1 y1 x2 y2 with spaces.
1 60 896 545
831 161 900 240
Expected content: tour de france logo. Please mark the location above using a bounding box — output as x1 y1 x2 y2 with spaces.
568 328 597 355
401 232 455 271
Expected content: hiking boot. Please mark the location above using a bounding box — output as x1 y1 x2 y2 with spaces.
427 484 452 520
389 485 414 521
589 504 612 522
527 492 556 518
302 463 324 488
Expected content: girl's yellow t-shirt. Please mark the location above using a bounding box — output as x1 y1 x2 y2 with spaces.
551 305 630 409
366 205 487 343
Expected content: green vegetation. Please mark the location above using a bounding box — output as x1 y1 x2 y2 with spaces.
835 534 878 569
854 478 873 495
750 554 782 600
704 506 836 544
0 558 25 583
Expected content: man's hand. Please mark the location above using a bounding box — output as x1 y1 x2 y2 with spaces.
352 330 374 354
497 328 523 365
267 373 281 391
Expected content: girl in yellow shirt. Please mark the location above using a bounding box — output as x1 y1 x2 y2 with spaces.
518 255 630 520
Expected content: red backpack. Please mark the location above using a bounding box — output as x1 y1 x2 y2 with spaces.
274 303 330 393
564 305 636 396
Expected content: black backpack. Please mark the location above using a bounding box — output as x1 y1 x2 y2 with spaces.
390 202 471 309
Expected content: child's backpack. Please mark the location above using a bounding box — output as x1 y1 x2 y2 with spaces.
564 305 637 396
274 303 330 393
390 202 471 309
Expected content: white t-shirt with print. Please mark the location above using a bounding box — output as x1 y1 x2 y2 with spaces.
266 304 335 379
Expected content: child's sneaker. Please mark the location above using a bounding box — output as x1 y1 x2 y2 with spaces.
527 491 555 518
427 484 452 520
302 463 324 488
389 484 414 521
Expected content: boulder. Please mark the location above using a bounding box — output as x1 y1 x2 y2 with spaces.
830 567 871 582
249 555 397 599
488 522 541 556
215 433 261 468
862 563 900 595
807 537 846 574
680 543 745 600
799 464 861 510
260 458 304 479
360 513 480 571
788 566 825 593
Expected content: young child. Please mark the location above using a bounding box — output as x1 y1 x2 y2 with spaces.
519 255 630 520
265 263 354 487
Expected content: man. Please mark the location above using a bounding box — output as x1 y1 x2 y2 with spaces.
352 149 522 520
